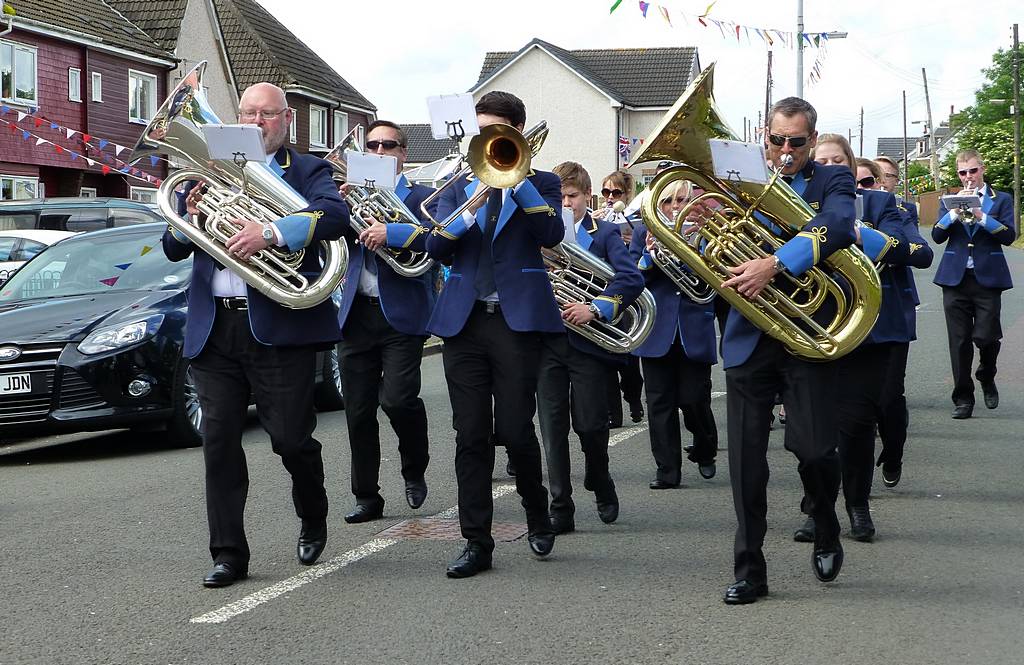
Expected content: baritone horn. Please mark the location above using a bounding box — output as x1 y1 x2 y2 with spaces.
130 61 347 309
630 62 881 360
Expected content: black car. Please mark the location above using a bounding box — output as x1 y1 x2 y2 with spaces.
0 223 344 448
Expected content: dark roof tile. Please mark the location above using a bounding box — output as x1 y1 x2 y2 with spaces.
403 123 453 163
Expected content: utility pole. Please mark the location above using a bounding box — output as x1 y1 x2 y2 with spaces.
922 67 940 190
795 2 847 98
743 116 748 142
1013 23 1020 226
859 107 864 156
764 50 773 134
902 90 909 201
848 127 852 144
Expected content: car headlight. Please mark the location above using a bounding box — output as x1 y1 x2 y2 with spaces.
78 315 164 355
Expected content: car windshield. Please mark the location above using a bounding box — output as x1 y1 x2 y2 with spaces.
0 227 191 301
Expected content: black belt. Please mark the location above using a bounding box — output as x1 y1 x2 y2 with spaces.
216 296 248 311
473 300 501 314
357 294 381 305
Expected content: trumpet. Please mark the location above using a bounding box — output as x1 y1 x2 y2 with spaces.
324 129 434 278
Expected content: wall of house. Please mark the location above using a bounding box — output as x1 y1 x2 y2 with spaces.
285 94 372 154
621 107 672 185
170 0 239 121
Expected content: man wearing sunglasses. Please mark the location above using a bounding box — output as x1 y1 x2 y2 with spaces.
719 97 857 605
334 120 438 524
931 150 1015 419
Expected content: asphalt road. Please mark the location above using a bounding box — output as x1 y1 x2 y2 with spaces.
1 252 1022 665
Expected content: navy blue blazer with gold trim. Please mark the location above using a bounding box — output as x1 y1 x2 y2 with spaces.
336 174 437 337
162 147 349 357
722 160 857 369
931 185 1015 290
628 223 717 364
425 171 564 337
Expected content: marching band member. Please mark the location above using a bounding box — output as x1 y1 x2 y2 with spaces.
537 161 644 534
335 120 436 524
164 82 349 588
720 98 855 604
426 91 563 578
931 149 1015 419
629 180 719 489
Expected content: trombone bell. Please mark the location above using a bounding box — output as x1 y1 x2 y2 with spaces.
468 124 532 189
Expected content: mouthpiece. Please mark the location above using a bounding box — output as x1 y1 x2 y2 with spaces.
779 154 794 168
612 201 626 214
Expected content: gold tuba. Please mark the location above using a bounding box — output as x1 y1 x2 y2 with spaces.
543 240 656 353
130 61 347 310
324 129 434 278
630 63 881 360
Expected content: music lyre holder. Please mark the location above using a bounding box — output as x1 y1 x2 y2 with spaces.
446 120 466 156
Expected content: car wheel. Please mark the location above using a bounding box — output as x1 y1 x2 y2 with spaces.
166 358 203 447
313 343 345 412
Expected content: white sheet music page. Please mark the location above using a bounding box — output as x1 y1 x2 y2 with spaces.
200 124 267 163
709 139 769 185
345 152 398 190
426 94 480 141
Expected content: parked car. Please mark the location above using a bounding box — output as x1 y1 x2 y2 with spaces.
0 223 344 448
0 197 164 234
0 230 77 284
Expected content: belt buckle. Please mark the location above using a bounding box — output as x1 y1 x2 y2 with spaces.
485 301 498 314
222 297 247 311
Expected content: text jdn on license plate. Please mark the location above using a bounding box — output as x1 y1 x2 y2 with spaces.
0 373 31 394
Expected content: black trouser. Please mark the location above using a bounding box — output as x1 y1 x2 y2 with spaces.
942 272 1003 405
876 342 910 469
606 356 644 426
339 295 429 506
441 303 550 553
835 343 891 509
190 307 327 570
537 334 615 518
726 336 841 584
641 341 718 484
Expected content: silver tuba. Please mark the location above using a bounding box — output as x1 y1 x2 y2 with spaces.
647 206 716 304
324 129 434 278
130 61 347 309
543 240 656 354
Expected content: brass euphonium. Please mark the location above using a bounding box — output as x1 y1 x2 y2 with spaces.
324 129 434 278
630 63 881 360
130 61 347 309
648 210 716 304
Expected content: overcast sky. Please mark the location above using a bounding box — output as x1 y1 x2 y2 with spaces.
256 0 1017 157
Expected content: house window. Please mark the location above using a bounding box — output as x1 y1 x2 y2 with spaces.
79 187 97 198
68 68 82 102
129 187 157 204
332 111 348 145
91 72 102 102
289 107 296 144
0 176 39 200
309 105 327 149
129 70 157 123
0 40 38 105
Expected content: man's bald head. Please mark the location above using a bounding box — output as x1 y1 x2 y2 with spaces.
238 83 291 155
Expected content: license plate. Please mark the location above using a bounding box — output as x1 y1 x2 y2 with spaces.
0 372 31 395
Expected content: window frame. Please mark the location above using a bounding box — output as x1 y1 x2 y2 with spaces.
0 39 38 106
68 67 82 103
332 110 348 146
289 107 297 144
128 69 158 124
129 186 158 204
0 175 40 201
79 187 98 198
308 104 328 149
91 72 103 103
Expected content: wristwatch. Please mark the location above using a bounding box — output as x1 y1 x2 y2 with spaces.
587 302 602 319
261 223 275 244
772 255 786 274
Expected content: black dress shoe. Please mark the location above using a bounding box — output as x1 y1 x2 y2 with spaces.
505 457 517 478
446 543 492 578
344 500 384 524
982 382 999 409
608 419 623 429
881 463 902 488
596 488 619 524
629 403 644 423
698 461 716 480
793 515 816 543
551 513 576 534
297 522 327 565
649 479 680 490
405 478 428 509
847 506 875 542
723 580 769 605
952 403 973 419
812 540 844 582
528 531 555 557
203 562 247 588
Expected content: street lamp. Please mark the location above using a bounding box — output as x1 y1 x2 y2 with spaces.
795 0 847 98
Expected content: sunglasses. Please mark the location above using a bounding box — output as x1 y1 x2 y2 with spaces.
957 166 980 176
366 140 403 151
660 196 689 205
601 188 624 198
768 134 809 148
857 176 876 188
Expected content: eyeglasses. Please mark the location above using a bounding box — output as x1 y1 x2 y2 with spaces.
366 139 403 151
857 176 876 188
957 166 980 176
601 188 624 198
238 108 288 121
768 134 810 148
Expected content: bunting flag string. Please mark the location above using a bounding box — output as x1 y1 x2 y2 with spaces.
618 135 645 166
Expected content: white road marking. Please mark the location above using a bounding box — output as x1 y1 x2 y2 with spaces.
190 484 518 625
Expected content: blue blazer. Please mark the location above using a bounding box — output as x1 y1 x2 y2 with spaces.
162 147 349 357
931 185 1015 290
336 174 437 337
628 223 717 365
425 170 564 336
564 212 645 364
722 160 857 369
